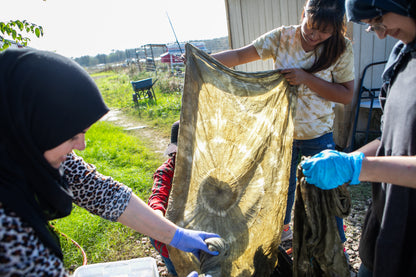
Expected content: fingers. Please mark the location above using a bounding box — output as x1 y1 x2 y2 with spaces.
206 249 220 256
201 232 221 239
280 68 293 74
300 159 312 170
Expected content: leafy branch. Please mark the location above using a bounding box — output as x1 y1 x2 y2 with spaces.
0 20 44 51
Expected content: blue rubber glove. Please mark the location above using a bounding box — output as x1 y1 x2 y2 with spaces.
169 227 220 259
301 150 365 190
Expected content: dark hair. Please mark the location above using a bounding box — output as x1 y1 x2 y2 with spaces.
302 0 347 73
346 0 416 23
408 0 416 18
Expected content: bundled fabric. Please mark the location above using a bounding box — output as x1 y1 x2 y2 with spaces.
293 159 351 277
166 43 297 276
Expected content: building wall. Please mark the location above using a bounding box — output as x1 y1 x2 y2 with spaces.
224 0 397 148
225 0 305 72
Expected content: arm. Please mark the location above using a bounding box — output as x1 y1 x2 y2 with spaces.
304 77 354 104
118 194 220 258
359 156 416 189
356 138 416 188
118 193 177 245
147 156 175 216
302 139 416 189
213 43 354 104
64 152 219 256
355 138 380 156
211 44 261 68
280 68 354 104
63 152 176 242
281 38 355 104
354 138 416 187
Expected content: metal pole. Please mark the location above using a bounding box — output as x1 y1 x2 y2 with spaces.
166 12 183 54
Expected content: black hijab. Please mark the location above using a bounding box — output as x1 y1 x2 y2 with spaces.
0 48 109 258
346 0 412 23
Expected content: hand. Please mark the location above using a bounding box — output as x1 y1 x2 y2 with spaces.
301 150 364 190
181 54 187 63
169 227 220 259
280 68 309 86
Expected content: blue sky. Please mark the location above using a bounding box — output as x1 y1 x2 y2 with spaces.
2 0 228 58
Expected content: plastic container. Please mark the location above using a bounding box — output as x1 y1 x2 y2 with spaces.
73 257 159 277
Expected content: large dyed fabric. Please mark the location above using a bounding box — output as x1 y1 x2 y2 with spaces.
166 44 297 276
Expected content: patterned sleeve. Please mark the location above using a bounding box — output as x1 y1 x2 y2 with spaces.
62 152 132 222
332 38 355 83
147 155 176 215
0 203 68 276
252 27 282 61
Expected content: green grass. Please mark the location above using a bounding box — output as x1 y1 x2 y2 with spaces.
92 68 183 135
53 121 163 272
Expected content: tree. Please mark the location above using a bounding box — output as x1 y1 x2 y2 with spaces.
0 20 44 50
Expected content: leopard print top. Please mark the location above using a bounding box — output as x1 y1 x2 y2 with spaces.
0 152 132 276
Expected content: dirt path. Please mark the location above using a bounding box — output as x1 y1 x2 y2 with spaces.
101 109 169 157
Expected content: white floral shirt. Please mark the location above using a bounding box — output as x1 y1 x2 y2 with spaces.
253 25 354 140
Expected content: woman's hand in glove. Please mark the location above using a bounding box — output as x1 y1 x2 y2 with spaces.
169 227 220 259
301 149 364 190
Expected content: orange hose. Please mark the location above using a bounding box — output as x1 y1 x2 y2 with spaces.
49 223 88 265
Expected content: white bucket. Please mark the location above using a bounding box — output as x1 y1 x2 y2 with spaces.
73 257 159 277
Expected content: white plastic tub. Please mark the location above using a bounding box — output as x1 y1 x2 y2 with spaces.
73 257 159 277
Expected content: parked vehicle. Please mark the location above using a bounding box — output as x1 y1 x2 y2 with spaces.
160 42 208 65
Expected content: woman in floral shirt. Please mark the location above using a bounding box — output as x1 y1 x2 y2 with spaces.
211 0 354 247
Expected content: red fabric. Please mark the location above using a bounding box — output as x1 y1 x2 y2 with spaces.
147 154 176 258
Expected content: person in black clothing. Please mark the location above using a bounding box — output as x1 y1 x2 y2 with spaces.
300 0 416 276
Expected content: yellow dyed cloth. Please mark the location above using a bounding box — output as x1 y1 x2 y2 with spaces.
166 44 297 276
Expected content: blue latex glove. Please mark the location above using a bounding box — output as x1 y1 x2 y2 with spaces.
301 150 364 190
169 227 220 259
187 272 212 277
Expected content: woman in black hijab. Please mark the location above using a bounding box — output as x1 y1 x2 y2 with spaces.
0 49 219 276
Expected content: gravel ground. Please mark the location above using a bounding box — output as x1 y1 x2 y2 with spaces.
344 197 371 275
